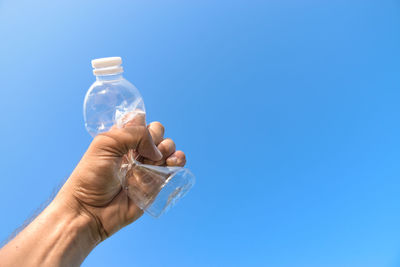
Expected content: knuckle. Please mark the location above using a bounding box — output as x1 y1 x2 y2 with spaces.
150 121 165 134
157 142 167 152
162 138 176 150
94 132 118 147
90 132 124 154
176 150 186 160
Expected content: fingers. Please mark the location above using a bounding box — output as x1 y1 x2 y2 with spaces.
92 119 184 166
158 138 176 159
166 150 186 167
93 126 163 161
147 121 165 145
136 127 163 161
144 122 187 167
143 138 175 165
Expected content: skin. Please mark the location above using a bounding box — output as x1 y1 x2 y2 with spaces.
0 120 187 267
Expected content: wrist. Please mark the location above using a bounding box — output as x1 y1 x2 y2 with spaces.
51 198 101 263
52 188 102 247
43 199 99 266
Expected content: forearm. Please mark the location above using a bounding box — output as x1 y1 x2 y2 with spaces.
0 193 100 267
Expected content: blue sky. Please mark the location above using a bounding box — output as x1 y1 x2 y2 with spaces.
1 0 400 266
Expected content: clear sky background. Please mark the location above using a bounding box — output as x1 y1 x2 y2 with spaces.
0 1 400 266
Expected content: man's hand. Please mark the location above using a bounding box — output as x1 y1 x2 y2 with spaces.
0 120 187 267
61 119 187 240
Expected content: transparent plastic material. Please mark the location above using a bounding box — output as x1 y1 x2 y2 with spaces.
84 74 145 136
83 67 195 218
120 150 195 217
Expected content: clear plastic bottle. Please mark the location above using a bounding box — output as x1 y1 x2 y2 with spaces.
83 57 195 217
84 57 145 136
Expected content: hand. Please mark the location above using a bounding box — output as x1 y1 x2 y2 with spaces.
58 118 186 242
0 117 188 267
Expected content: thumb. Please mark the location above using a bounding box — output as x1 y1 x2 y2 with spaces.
91 111 162 161
92 125 162 161
136 127 163 161
121 111 163 161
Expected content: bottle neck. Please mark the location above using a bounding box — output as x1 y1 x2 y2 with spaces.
95 73 123 82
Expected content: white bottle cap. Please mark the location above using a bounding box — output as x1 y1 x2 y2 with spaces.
91 57 124 76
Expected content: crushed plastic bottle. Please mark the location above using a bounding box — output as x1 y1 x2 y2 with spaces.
83 57 195 217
